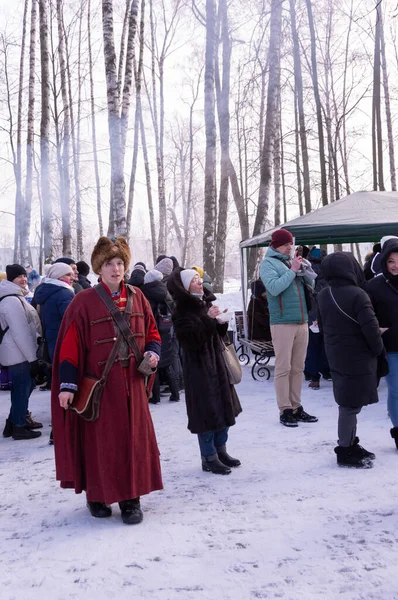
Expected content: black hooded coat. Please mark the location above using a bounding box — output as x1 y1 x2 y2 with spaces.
367 239 398 353
168 268 242 434
317 252 384 408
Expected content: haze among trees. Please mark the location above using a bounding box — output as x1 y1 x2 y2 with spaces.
0 0 396 289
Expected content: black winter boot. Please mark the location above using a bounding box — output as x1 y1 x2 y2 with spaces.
202 454 231 475
119 498 143 525
87 501 112 518
294 406 318 423
2 418 12 438
334 445 373 468
390 427 398 449
280 409 298 427
216 445 241 467
12 426 42 440
353 437 375 460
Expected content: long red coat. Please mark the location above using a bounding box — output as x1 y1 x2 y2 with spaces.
51 284 163 505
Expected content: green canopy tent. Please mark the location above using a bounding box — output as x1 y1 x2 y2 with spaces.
239 191 398 336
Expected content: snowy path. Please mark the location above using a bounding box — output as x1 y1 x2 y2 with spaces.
0 367 397 600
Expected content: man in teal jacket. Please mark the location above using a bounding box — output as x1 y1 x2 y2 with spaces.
260 228 318 427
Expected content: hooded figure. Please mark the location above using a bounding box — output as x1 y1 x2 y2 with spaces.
317 252 384 468
141 270 179 403
247 279 271 342
368 238 398 449
127 262 147 288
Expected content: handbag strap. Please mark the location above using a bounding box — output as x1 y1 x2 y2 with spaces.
94 284 144 365
100 333 124 383
328 288 359 325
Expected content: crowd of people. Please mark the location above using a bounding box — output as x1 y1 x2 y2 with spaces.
0 239 238 524
1 229 397 524
253 228 397 469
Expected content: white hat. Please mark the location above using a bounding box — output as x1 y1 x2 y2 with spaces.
144 269 163 284
180 269 199 291
380 235 398 249
45 263 74 280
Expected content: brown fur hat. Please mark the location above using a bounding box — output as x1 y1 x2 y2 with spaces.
91 236 131 274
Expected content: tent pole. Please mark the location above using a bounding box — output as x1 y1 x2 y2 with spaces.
240 246 249 338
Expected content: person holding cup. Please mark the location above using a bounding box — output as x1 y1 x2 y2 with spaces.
168 268 242 475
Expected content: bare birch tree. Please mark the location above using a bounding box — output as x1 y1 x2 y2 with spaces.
102 0 127 237
21 0 37 264
39 0 52 262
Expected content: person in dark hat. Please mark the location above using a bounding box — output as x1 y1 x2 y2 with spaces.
260 229 318 427
76 261 91 290
127 262 147 288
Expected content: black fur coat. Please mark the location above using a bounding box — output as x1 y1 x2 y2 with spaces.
168 269 242 434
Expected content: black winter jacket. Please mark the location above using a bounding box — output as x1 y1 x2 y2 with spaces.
368 239 398 353
168 268 242 434
141 280 174 368
318 252 384 408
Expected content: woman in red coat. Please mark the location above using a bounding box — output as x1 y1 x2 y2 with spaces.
51 237 163 524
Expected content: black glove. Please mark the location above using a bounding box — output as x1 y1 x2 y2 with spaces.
29 360 41 379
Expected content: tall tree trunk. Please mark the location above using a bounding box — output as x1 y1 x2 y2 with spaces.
102 0 127 237
249 0 283 277
56 0 72 256
148 0 167 254
273 89 282 226
65 4 84 258
127 0 145 238
379 2 396 190
203 0 217 281
294 89 304 216
39 0 52 262
289 0 311 213
88 0 103 236
139 110 157 265
372 5 384 191
14 0 29 262
305 0 328 206
120 0 139 166
21 0 37 265
214 0 231 293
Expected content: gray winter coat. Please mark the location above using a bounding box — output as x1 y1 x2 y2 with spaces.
0 280 42 366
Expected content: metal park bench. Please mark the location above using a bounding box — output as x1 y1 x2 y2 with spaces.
234 311 275 381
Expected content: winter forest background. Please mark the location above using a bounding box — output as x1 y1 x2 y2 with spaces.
0 0 397 292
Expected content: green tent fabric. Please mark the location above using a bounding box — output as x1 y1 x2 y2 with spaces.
240 191 398 247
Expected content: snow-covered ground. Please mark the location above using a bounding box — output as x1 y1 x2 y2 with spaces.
1 366 397 600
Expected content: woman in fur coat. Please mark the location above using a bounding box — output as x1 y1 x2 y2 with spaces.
167 268 242 475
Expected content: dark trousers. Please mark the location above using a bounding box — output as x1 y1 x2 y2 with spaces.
152 364 180 402
305 330 329 382
338 406 362 447
8 362 35 427
197 427 229 457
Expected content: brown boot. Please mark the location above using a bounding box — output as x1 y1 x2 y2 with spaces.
308 380 320 390
25 412 43 429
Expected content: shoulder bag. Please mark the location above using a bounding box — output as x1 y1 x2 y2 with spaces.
221 336 242 385
68 288 134 421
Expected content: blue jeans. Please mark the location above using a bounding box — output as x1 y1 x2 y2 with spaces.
386 353 398 427
197 427 229 457
8 362 35 427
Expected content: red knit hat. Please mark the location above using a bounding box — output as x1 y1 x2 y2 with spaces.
270 228 293 248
